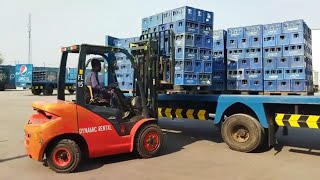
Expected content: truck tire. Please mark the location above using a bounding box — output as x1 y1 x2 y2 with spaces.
31 89 42 95
134 123 163 158
221 113 265 153
43 87 53 96
0 84 4 91
46 139 81 173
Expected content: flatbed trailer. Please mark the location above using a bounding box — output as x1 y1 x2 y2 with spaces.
155 93 320 152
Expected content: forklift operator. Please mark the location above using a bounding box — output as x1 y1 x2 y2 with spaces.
85 58 130 119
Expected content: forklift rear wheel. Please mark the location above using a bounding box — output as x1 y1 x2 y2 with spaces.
221 113 264 153
43 87 53 96
47 139 81 173
31 89 42 95
135 123 163 158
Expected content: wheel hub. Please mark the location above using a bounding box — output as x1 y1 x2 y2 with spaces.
143 132 159 152
232 125 250 143
53 148 71 167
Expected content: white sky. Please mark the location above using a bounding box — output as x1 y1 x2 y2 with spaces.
0 0 319 70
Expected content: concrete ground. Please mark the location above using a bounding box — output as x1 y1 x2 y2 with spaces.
0 90 320 180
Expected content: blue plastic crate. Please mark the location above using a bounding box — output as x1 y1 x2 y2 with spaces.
203 60 213 73
277 80 291 91
239 80 249 90
238 37 250 48
175 47 198 60
195 34 204 47
291 80 310 92
290 56 307 68
158 24 167 32
163 10 173 24
245 69 263 79
250 36 263 48
200 24 213 36
172 6 197 22
116 73 124 83
264 57 277 69
227 37 238 49
227 49 245 60
105 35 119 46
282 19 307 33
289 32 308 44
212 70 225 80
283 44 308 57
227 80 239 90
213 40 225 50
198 73 212 86
227 27 245 38
245 47 262 58
238 58 250 69
174 72 198 85
244 25 263 37
227 59 238 70
142 18 149 30
204 11 214 24
196 9 204 23
213 30 227 40
123 73 133 82
263 23 282 36
284 68 308 80
250 57 263 69
175 20 200 34
276 34 290 45
199 48 212 61
212 50 225 58
264 80 277 91
122 82 134 90
211 80 225 91
203 36 213 48
175 60 195 72
194 61 203 73
174 33 195 47
148 14 163 27
212 58 225 70
264 46 283 58
264 69 284 80
263 35 276 47
227 69 245 80
277 57 290 68
249 79 263 91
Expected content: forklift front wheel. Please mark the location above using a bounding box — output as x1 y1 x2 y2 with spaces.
47 139 81 173
134 123 163 158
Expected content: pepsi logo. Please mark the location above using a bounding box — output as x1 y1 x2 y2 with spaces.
19 65 28 76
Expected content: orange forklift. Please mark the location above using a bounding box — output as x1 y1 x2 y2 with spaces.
24 39 165 173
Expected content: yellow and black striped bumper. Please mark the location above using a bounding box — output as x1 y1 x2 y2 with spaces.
158 107 209 120
275 113 320 129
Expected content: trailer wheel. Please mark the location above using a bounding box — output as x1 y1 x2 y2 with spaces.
31 89 42 95
68 89 75 95
47 139 81 173
134 123 163 158
221 113 264 153
43 87 53 96
0 84 5 91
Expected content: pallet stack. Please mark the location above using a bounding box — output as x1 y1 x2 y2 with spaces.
142 6 214 87
263 20 313 93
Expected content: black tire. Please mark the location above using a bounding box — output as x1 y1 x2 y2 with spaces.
68 89 75 95
46 139 81 173
31 89 42 95
221 113 265 153
43 87 53 96
134 123 163 158
0 84 5 91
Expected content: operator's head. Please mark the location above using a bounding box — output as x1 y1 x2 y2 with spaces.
91 58 101 72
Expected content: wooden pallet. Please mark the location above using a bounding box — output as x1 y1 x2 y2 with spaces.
263 91 314 96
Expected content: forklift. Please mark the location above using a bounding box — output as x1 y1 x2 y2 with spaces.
24 39 167 173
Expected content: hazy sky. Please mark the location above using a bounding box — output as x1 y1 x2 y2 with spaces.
1 0 319 68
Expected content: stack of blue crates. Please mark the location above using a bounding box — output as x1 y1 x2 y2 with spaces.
263 20 312 92
142 6 214 86
226 25 264 91
212 29 227 91
105 35 139 90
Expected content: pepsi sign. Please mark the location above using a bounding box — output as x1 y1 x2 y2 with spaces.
15 64 33 88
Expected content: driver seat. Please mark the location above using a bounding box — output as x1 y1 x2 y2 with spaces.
85 86 109 106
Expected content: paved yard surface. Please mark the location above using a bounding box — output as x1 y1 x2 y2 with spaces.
0 90 320 180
